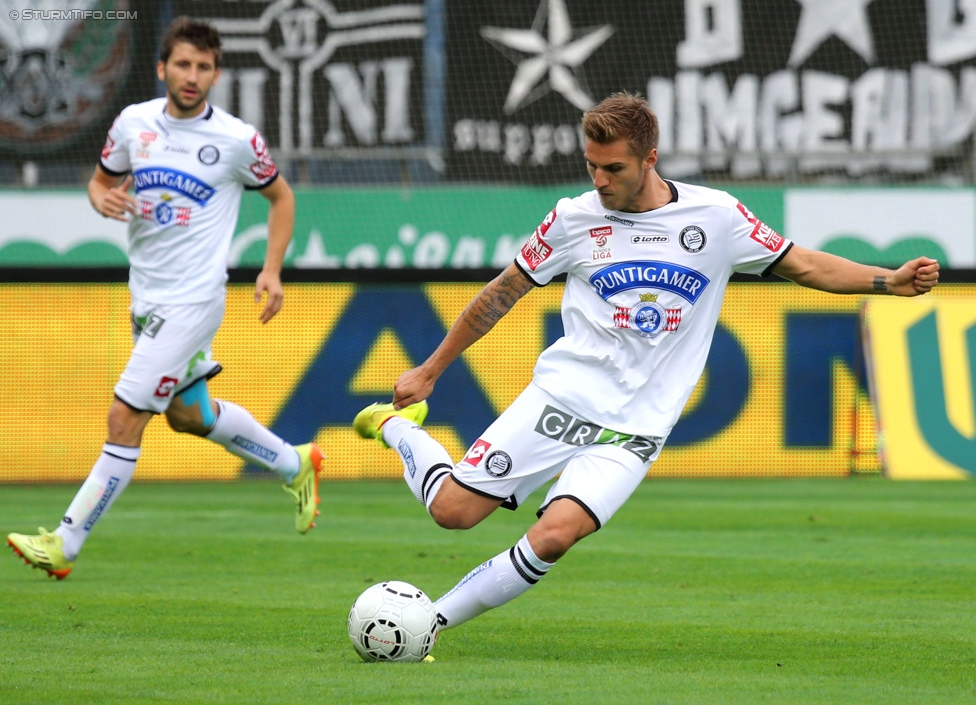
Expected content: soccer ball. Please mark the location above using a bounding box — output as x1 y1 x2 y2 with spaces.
348 581 438 662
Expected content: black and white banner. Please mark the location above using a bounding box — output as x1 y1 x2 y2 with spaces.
185 0 427 155
447 0 976 182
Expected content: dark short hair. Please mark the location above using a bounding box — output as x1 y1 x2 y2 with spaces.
159 16 222 68
582 92 659 157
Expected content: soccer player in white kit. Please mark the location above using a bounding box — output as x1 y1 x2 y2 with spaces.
7 18 323 579
354 93 941 635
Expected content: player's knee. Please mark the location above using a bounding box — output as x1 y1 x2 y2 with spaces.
428 498 480 530
528 525 581 563
165 407 205 435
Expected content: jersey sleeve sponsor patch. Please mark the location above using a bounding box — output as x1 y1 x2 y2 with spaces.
749 221 785 252
520 208 557 271
736 200 784 252
248 131 277 181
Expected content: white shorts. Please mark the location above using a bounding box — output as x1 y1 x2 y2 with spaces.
451 383 666 529
114 297 224 414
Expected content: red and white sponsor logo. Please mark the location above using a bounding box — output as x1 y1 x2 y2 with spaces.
140 200 153 221
613 307 630 327
589 226 612 247
139 131 157 148
462 439 492 466
736 201 757 225
154 376 179 398
537 208 557 237
521 232 553 271
664 307 682 332
249 131 277 180
737 201 783 252
750 222 784 252
176 207 192 227
101 135 115 160
520 208 558 271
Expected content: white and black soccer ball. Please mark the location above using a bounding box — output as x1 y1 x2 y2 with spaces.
348 581 438 662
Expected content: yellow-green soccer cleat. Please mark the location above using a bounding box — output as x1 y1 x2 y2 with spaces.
7 528 73 580
283 443 324 534
353 401 429 448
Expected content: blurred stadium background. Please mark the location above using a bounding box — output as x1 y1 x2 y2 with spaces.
1 0 975 483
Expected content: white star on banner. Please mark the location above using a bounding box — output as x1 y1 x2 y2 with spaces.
481 0 614 114
788 0 876 67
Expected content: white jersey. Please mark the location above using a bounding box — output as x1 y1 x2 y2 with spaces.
515 182 792 438
100 98 278 304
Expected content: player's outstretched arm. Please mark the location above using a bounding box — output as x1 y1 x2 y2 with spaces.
88 166 136 221
255 175 296 323
393 263 535 409
772 245 940 297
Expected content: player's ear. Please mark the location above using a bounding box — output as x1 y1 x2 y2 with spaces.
645 149 658 170
156 60 166 82
212 67 221 85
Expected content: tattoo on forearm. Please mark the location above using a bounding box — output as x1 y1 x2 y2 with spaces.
873 275 889 293
463 270 534 335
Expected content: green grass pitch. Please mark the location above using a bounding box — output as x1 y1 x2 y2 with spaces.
2 478 975 704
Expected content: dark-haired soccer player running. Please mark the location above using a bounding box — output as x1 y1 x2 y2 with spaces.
8 17 322 579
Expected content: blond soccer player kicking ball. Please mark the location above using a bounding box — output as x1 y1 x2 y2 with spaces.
8 17 323 579
354 92 940 638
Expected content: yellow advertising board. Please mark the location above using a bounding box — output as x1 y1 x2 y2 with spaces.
2 282 973 483
863 298 976 479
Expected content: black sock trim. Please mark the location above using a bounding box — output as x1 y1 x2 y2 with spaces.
515 545 546 577
536 494 603 531
103 450 139 463
421 465 451 503
508 546 539 585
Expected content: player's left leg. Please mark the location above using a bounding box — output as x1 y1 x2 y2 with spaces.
431 498 589 630
432 438 662 631
166 380 323 534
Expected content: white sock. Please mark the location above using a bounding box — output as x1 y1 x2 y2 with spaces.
382 417 452 507
205 400 300 482
433 535 554 630
57 443 140 561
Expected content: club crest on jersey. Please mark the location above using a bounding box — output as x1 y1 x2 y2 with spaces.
484 450 513 478
198 145 220 165
613 293 682 337
590 261 709 304
133 168 216 206
679 226 706 253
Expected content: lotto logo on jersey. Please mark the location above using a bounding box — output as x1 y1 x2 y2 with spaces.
589 226 612 247
154 376 179 398
462 439 492 466
750 222 784 252
521 232 553 271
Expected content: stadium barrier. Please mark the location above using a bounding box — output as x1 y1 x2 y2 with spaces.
2 280 974 483
864 299 976 479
